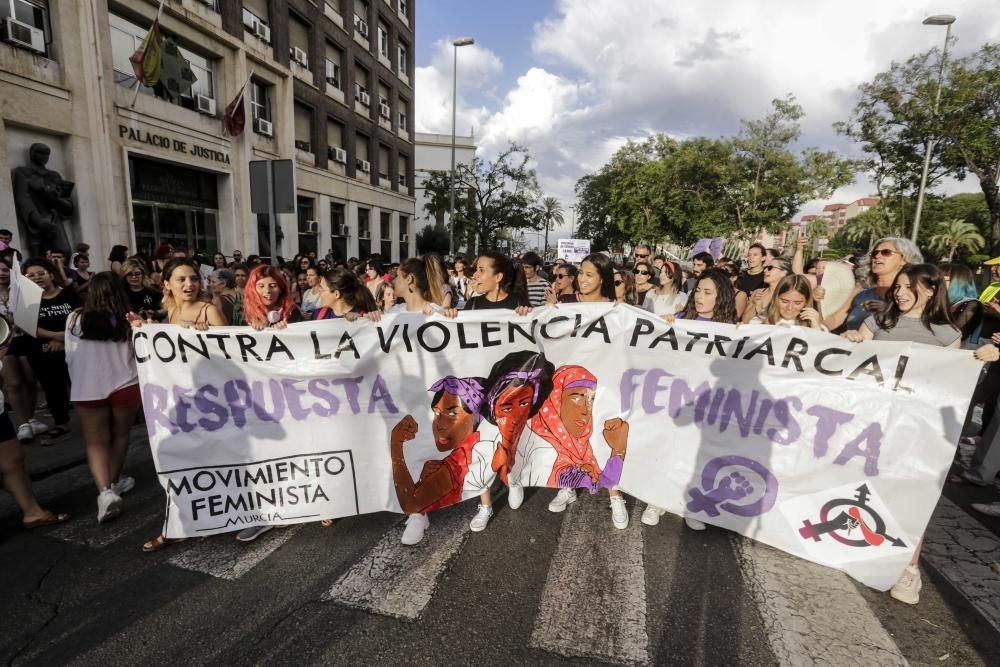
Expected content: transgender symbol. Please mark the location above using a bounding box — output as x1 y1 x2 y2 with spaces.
686 456 779 518
798 484 906 548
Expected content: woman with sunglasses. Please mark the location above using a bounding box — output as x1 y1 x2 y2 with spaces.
614 269 638 305
826 237 922 332
643 260 687 317
632 261 656 302
740 257 792 323
546 264 579 304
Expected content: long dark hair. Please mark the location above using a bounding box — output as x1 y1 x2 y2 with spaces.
399 255 447 305
72 272 132 342
580 253 616 302
161 257 201 312
481 252 528 302
683 268 737 323
108 245 128 263
658 260 684 294
556 263 579 292
875 263 954 332
324 268 378 312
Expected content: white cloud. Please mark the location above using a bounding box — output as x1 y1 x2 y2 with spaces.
414 39 503 136
417 1 1000 240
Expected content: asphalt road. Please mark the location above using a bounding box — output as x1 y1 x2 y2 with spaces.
2 439 999 666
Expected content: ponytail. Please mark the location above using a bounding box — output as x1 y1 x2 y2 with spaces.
482 252 527 303
323 268 378 313
400 254 448 306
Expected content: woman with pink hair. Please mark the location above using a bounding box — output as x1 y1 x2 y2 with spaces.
242 264 304 330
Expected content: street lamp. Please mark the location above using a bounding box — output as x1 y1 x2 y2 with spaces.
448 37 475 258
910 14 956 243
569 206 576 238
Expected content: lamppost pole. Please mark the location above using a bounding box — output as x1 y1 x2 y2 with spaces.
570 206 576 238
911 15 956 243
448 37 474 259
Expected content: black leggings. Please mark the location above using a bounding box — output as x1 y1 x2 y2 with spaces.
27 349 71 425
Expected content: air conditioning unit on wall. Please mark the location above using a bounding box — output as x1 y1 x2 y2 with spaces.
2 18 45 54
290 47 309 68
255 118 273 137
356 159 371 173
328 147 347 163
196 95 216 115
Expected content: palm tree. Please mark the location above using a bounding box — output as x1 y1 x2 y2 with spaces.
843 208 893 252
928 219 986 262
540 196 564 260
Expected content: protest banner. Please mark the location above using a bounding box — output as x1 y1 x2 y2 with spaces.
557 239 590 263
8 261 42 335
134 304 980 590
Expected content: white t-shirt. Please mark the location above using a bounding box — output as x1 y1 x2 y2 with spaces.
461 438 498 495
643 289 688 316
64 313 139 401
386 302 444 314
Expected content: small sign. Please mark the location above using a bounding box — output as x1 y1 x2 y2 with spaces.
249 159 296 215
557 239 591 263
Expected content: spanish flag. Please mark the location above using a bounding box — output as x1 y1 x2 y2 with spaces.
129 18 162 87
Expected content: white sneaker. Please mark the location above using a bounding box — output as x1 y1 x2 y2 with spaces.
97 488 122 524
17 423 33 443
28 419 49 435
890 565 922 605
548 488 577 513
971 502 1000 518
685 517 706 531
401 513 429 545
508 484 524 510
111 476 135 496
469 504 493 532
641 505 665 526
235 525 274 542
609 495 629 529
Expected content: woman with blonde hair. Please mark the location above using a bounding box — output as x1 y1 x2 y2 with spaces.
754 274 823 329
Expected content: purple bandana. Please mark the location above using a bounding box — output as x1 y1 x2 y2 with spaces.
429 376 487 426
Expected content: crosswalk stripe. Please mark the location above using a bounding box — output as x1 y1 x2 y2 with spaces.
323 503 472 620
529 494 649 665
47 483 164 548
167 525 304 580
922 496 1000 633
733 536 907 667
0 439 153 520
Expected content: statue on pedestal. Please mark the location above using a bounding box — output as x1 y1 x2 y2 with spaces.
11 143 74 256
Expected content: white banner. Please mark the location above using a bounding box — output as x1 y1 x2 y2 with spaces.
134 305 981 590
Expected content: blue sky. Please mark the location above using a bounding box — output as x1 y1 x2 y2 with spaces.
411 1 1000 233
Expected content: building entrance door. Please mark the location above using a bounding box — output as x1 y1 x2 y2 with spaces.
132 202 219 256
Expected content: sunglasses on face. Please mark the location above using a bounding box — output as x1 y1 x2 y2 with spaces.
635 253 649 259
763 266 781 272
634 269 650 276
555 274 570 279
870 248 899 258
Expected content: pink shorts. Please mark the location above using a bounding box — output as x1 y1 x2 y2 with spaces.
73 383 141 409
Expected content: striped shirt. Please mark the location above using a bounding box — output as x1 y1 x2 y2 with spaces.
525 277 549 307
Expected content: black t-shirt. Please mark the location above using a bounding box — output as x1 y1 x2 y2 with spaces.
37 288 82 334
736 270 765 294
464 293 529 310
127 287 162 314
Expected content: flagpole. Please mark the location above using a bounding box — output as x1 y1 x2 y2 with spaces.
130 0 166 108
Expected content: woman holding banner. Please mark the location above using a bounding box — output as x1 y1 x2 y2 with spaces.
842 263 999 604
65 272 140 523
0 258 48 444
642 260 687 317
312 269 376 321
644 269 739 530
243 264 305 331
751 275 823 330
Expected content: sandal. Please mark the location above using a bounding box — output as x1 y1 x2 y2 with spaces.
142 534 186 552
23 511 70 529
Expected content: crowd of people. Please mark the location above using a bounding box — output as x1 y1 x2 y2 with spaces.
1 231 999 609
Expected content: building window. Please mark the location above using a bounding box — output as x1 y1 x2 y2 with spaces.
250 79 271 124
358 206 371 258
397 42 407 75
397 0 406 19
330 202 347 261
397 99 407 130
399 214 408 243
380 211 391 259
377 22 389 59
294 103 312 153
324 58 341 88
1 0 50 56
241 1 271 43
297 196 317 256
110 13 215 111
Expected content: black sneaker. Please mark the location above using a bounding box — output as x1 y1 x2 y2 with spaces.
40 426 71 446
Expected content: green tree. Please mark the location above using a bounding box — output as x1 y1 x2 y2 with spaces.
539 196 564 259
928 218 985 261
454 142 543 253
842 42 1000 251
842 206 895 252
574 171 629 251
415 224 450 256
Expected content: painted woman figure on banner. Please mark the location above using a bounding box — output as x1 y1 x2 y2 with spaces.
481 350 555 510
509 364 632 528
389 375 496 546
